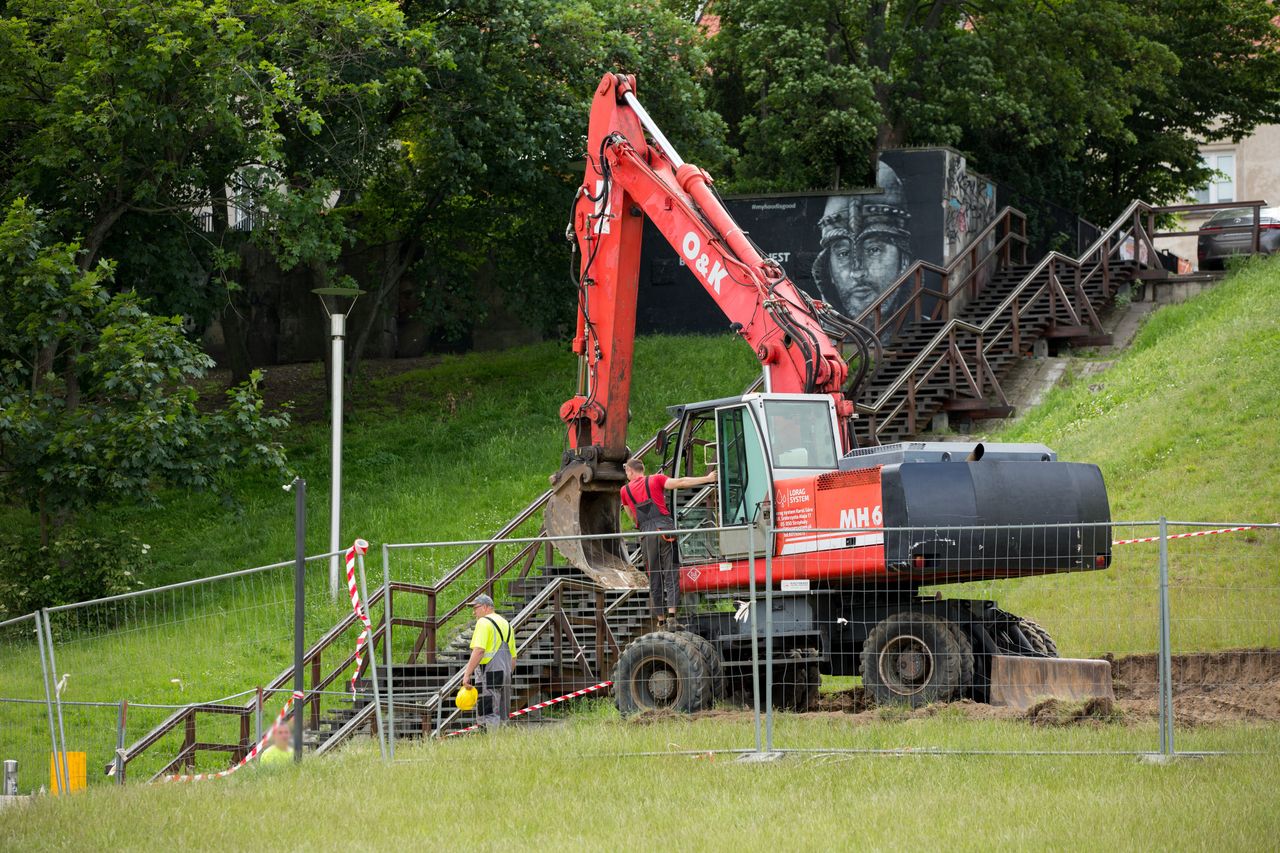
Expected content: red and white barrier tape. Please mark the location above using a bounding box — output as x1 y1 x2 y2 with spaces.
160 690 304 783
344 538 372 694
444 680 613 738
1112 525 1261 546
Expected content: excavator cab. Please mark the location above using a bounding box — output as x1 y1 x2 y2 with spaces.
668 393 842 560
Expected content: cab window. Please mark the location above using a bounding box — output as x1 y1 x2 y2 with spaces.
763 400 838 469
717 405 769 526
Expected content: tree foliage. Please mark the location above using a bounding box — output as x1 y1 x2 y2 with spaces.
0 200 289 542
0 0 434 365
708 0 1280 218
353 0 728 351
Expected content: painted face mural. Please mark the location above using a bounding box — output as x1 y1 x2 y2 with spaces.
811 161 913 319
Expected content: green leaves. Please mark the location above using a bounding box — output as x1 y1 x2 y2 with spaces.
0 201 290 538
709 0 1280 219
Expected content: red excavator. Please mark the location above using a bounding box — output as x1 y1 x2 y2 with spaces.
547 73 1113 712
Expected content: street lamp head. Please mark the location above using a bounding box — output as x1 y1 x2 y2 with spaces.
311 285 366 318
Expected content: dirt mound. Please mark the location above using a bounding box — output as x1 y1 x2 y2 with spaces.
813 649 1280 728
1108 648 1280 698
1025 696 1120 727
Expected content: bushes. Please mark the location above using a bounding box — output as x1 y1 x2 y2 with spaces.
0 531 148 619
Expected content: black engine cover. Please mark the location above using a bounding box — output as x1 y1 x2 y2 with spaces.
880 460 1111 575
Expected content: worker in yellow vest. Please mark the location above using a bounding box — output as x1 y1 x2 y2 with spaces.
258 723 293 768
461 594 517 729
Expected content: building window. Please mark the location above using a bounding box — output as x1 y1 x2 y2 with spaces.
1194 152 1235 204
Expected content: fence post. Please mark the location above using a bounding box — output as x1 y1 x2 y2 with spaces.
383 543 395 761
764 518 775 754
113 700 128 785
293 476 306 764
255 687 264 752
748 523 762 754
40 611 69 794
1157 516 1175 757
35 611 67 794
356 547 388 760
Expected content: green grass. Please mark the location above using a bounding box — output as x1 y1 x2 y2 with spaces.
0 335 760 789
2 259 1279 805
4 717 1279 850
935 256 1280 656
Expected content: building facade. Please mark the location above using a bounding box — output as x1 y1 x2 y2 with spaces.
1158 124 1280 268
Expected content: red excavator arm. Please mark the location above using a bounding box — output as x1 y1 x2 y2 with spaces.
547 74 871 585
560 73 860 460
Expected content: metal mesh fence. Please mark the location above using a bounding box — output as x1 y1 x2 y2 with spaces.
0 613 55 794
8 547 391 786
1161 523 1279 755
3 518 1274 787
382 518 1277 761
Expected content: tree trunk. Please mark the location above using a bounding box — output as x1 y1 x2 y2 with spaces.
79 201 129 272
209 175 255 385
349 238 420 379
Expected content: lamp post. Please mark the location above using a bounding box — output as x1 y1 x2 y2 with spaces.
312 285 365 599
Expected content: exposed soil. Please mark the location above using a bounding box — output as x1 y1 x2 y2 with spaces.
684 649 1280 729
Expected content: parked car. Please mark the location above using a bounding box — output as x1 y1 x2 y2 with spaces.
1197 206 1280 270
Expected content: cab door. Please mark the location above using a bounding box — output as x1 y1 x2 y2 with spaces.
715 403 773 558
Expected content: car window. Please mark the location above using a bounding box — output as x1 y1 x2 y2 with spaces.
1207 208 1254 225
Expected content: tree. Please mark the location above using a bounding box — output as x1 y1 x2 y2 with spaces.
0 0 436 379
345 0 730 364
0 199 289 543
707 0 1280 219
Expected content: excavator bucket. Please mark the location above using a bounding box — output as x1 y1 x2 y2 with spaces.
545 461 648 590
988 655 1115 711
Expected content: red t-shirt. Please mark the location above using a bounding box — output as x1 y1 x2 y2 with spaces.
620 474 669 523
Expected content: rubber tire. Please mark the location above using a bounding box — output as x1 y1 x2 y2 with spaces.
945 621 977 700
672 631 726 702
777 656 821 712
861 612 964 708
611 631 711 715
1018 618 1059 658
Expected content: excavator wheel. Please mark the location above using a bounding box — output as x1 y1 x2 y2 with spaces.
672 631 726 702
946 621 977 700
1018 618 1059 658
861 612 970 708
611 631 712 715
775 651 821 712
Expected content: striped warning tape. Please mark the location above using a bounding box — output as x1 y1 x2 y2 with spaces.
160 690 304 783
444 680 613 738
344 539 372 694
1112 525 1261 546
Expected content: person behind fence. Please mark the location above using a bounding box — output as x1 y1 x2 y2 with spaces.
258 722 293 768
461 594 517 729
619 456 717 628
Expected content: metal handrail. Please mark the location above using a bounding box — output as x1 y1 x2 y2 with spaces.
315 574 633 752
855 199 1154 416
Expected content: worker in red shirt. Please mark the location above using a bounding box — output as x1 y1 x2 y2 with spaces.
620 456 717 627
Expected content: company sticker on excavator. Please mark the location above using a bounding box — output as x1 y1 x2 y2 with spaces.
680 231 729 294
774 475 884 556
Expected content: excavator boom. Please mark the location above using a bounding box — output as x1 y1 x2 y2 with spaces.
548 74 868 582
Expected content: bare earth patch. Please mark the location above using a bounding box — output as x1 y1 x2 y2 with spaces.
663 649 1280 729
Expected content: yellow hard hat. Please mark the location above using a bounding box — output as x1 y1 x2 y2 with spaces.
455 685 478 711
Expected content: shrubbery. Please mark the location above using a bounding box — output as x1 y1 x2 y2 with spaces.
0 530 149 619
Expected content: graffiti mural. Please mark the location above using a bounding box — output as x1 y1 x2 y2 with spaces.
811 161 915 319
636 148 1026 338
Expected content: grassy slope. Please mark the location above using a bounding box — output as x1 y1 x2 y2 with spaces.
952 256 1280 656
81 334 762 585
4 719 1279 850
